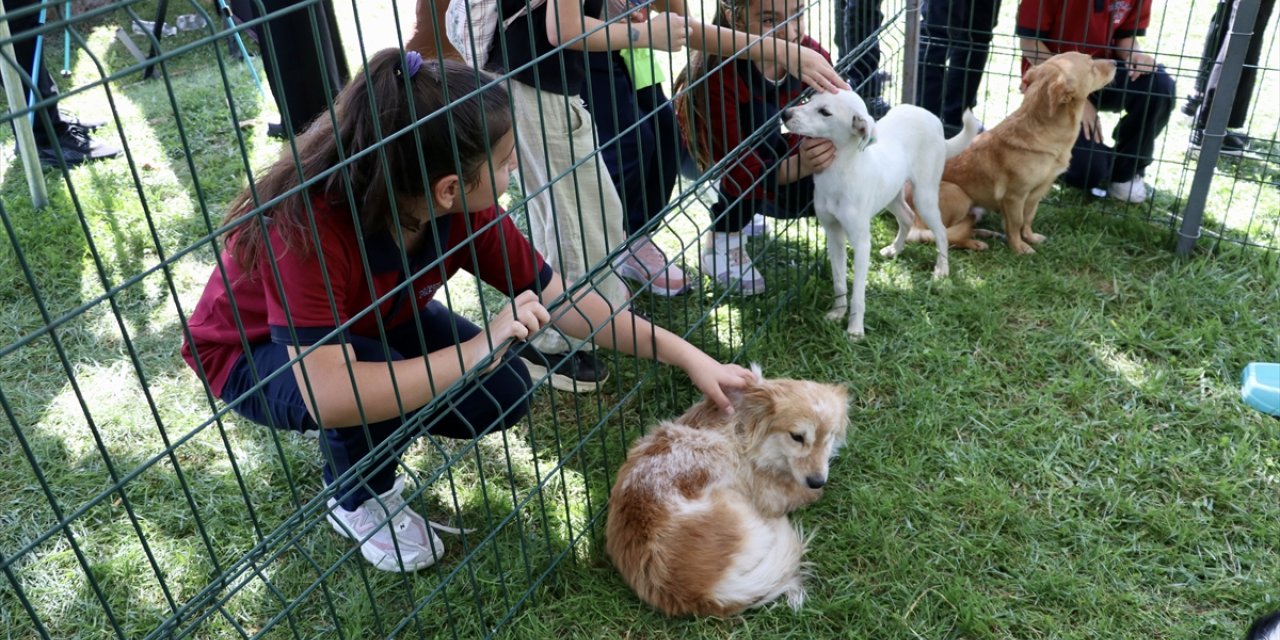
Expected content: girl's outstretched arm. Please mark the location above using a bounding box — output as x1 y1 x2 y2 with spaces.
538 272 756 413
287 291 549 428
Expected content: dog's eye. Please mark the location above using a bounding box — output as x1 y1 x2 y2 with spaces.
818 107 831 117
790 432 805 444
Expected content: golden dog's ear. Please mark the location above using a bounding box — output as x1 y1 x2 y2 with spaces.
1049 74 1077 104
1019 63 1045 93
1044 71 1078 117
733 380 779 448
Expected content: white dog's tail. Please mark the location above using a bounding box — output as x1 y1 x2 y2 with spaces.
944 109 982 159
712 513 808 612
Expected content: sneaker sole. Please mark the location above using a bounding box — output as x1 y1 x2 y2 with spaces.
520 357 607 393
615 261 693 297
326 513 443 572
700 264 766 296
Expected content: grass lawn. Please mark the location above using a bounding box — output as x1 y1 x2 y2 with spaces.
1 0 1279 638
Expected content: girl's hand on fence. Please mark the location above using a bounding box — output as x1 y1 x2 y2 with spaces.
799 138 836 174
681 353 757 415
779 46 849 94
470 291 549 372
1080 100 1103 143
645 12 689 52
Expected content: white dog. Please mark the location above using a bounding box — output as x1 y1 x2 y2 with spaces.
782 92 979 338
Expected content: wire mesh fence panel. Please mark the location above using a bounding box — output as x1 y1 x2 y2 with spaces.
0 0 868 637
1 0 1274 637
917 0 1278 253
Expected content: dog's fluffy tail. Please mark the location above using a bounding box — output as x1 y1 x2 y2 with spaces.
944 109 982 159
711 511 808 613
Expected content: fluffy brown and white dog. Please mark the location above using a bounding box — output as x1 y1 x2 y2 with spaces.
907 52 1116 254
605 367 849 617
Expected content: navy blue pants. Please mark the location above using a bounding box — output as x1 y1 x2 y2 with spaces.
583 52 682 235
916 0 1000 134
1063 63 1176 191
221 302 532 511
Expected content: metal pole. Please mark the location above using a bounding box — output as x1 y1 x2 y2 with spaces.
1176 0 1261 256
901 0 920 106
60 0 69 77
0 0 50 209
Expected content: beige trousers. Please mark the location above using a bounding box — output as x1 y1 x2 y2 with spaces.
508 80 628 355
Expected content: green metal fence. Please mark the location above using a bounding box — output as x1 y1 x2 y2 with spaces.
0 0 1275 638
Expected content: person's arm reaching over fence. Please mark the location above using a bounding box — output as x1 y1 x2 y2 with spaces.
533 274 756 413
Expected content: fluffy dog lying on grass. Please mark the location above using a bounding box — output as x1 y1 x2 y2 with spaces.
606 366 849 616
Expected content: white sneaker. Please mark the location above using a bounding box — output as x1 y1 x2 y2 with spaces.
742 213 768 237
700 232 765 295
1108 177 1150 204
327 476 445 572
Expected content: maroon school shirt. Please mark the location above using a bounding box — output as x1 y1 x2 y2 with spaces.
182 199 550 397
1015 0 1151 73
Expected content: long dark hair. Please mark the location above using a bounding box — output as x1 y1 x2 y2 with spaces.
673 0 746 172
224 50 512 271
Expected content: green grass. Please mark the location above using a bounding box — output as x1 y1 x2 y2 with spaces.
2 0 1280 639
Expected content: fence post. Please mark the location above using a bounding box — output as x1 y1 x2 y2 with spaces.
1176 0 1261 256
901 0 920 106
0 0 50 210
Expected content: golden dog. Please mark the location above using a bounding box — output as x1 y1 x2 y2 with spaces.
909 52 1117 254
606 367 849 616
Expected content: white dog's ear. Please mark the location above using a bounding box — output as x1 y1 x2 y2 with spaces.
853 114 875 151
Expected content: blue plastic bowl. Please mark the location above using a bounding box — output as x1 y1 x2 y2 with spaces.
1242 362 1280 417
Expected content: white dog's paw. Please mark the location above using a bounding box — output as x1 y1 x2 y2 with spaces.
846 324 865 340
825 308 845 322
879 244 902 258
932 264 950 279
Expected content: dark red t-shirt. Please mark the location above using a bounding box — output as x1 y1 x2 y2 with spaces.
702 36 832 203
182 200 550 397
1015 0 1151 72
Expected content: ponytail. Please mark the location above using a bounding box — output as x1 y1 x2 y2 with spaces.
673 0 746 173
223 50 512 272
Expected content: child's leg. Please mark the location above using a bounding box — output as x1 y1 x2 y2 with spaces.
1063 129 1114 193
385 302 533 440
220 308 531 511
635 85 682 232
509 80 628 355
220 337 414 509
584 53 651 236
1099 63 1175 183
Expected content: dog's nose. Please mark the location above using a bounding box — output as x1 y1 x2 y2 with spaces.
805 475 826 489
781 109 792 122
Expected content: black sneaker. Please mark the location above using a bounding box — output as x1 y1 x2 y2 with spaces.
35 124 121 167
515 345 610 393
1181 94 1202 118
1190 128 1248 157
59 110 107 132
864 96 891 120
